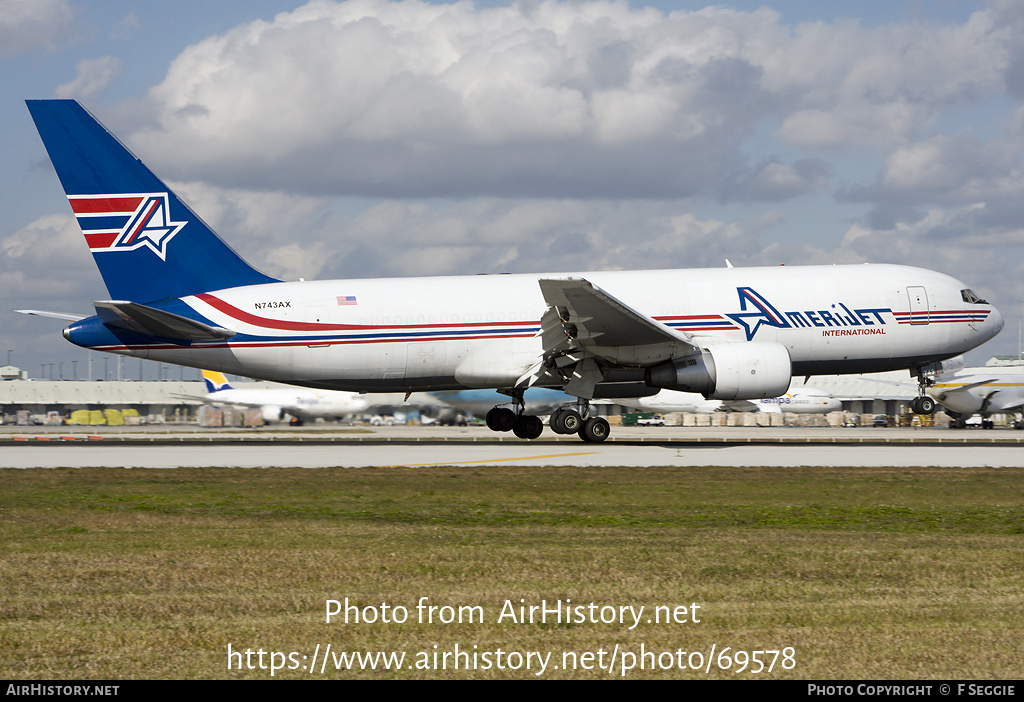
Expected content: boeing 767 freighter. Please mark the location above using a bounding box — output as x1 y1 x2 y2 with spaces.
19 100 1004 442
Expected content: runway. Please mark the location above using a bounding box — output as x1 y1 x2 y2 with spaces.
2 425 1022 468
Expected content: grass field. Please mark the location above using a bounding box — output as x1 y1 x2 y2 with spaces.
1 464 1022 679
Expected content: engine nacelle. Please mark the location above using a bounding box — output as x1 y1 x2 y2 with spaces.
644 341 792 400
261 405 285 423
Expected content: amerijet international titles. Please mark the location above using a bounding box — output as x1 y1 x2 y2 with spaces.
20 100 1004 442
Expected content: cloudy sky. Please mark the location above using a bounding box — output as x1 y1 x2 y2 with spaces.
3 0 1024 380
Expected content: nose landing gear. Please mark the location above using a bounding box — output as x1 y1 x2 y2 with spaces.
910 395 936 415
911 363 939 415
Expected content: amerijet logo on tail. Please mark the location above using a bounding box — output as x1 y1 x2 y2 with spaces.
68 193 186 260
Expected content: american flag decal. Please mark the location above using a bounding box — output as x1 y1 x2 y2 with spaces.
337 296 357 306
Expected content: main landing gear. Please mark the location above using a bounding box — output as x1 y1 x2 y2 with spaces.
484 395 610 442
485 406 544 440
549 405 609 442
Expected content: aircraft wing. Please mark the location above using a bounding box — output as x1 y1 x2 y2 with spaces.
857 377 915 388
538 278 696 349
529 278 700 399
94 301 236 342
946 379 999 394
932 379 1008 415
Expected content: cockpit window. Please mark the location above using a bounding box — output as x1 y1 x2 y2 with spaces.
961 289 988 304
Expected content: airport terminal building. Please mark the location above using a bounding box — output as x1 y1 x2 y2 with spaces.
0 374 207 426
1 361 1018 428
0 362 913 427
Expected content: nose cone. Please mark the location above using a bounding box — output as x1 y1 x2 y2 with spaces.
989 305 1005 337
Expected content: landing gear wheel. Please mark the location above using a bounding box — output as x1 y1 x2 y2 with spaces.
513 414 544 440
911 396 935 415
579 416 610 443
549 408 583 435
486 407 516 432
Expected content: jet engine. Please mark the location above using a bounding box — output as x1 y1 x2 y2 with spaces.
261 405 285 423
644 342 792 400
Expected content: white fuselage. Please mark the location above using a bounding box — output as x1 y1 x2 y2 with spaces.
751 389 843 414
207 387 370 419
87 263 1002 394
617 387 842 414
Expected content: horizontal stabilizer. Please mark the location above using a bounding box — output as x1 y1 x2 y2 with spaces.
15 309 86 322
94 301 236 341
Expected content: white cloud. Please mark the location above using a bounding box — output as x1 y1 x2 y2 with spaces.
115 2 801 198
0 0 75 57
168 181 334 278
836 204 1024 308
1 214 105 306
123 0 1022 203
55 56 122 99
881 136 1023 196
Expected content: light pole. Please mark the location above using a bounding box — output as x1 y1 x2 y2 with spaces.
1019 300 1023 363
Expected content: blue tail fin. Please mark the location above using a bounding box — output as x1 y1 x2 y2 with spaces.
26 100 279 303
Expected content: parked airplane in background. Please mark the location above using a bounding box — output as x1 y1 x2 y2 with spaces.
617 386 842 415
188 370 369 425
872 356 1024 427
839 355 1024 427
21 100 1004 442
432 387 577 418
929 368 1024 428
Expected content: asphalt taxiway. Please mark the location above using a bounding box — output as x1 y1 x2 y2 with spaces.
2 424 1022 468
